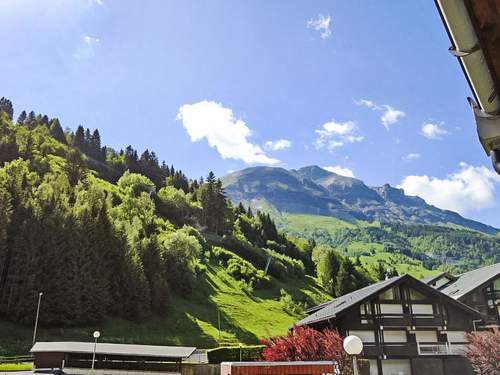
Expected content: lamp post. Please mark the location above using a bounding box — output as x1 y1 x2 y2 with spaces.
239 343 243 362
92 331 100 372
343 335 363 375
32 292 43 345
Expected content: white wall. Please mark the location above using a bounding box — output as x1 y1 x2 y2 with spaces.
412 304 433 314
414 330 438 342
348 330 375 343
381 359 411 375
383 330 407 343
367 359 379 375
380 304 403 314
447 331 466 343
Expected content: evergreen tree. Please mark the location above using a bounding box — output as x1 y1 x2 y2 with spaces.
336 258 358 296
16 110 27 125
25 111 36 128
0 97 13 120
49 118 66 144
73 125 86 150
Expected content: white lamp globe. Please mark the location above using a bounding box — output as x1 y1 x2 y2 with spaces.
93 331 101 339
343 335 363 355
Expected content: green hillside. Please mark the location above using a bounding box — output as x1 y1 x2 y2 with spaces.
0 261 329 355
277 213 499 273
0 102 347 355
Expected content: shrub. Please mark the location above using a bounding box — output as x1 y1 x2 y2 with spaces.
207 345 264 364
464 329 500 375
211 247 271 289
279 289 305 316
260 326 351 374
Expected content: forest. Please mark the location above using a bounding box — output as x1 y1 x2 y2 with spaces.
0 97 378 327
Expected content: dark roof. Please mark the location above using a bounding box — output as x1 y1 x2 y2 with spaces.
420 272 446 284
31 342 196 359
420 272 457 289
297 274 481 327
441 263 500 300
297 276 404 326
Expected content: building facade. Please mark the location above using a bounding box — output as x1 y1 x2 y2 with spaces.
297 275 481 375
423 263 500 328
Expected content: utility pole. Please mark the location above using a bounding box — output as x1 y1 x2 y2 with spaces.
32 292 43 345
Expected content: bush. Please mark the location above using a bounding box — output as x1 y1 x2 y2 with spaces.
207 345 264 364
279 289 305 316
211 247 271 289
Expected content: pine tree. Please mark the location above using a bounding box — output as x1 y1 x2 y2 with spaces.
336 258 357 296
16 110 27 125
25 111 36 128
49 118 66 144
73 125 85 150
0 97 13 120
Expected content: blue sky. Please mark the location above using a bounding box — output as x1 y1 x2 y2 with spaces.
1 0 500 227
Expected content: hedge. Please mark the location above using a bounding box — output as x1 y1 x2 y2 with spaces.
206 345 264 364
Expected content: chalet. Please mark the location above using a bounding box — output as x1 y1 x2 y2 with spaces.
423 263 500 328
297 275 481 375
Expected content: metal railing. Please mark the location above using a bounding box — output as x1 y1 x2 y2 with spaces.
417 342 465 356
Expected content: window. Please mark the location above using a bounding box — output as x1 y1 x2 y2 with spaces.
360 303 373 324
380 287 400 300
409 288 426 301
381 359 411 375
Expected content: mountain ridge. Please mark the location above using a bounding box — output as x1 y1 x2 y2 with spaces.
222 165 499 235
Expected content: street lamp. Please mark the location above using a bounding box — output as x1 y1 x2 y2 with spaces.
239 343 243 362
343 335 363 375
32 292 43 345
92 331 100 372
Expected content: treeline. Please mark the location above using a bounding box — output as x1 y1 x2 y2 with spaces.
288 219 499 272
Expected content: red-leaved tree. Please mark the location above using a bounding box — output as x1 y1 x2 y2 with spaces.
464 329 500 375
260 326 351 374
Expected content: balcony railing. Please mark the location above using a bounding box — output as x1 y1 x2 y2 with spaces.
362 342 466 357
361 313 443 327
417 342 466 356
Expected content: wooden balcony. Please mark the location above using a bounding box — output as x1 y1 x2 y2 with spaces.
362 343 418 358
364 313 444 328
363 342 465 358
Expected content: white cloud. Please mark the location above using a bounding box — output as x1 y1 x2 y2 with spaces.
398 162 500 214
420 122 448 140
73 35 99 60
323 165 355 178
404 153 421 161
177 100 279 165
355 99 406 130
307 14 332 39
264 139 291 151
314 119 363 151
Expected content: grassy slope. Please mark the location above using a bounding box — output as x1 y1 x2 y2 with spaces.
280 214 438 279
0 263 329 356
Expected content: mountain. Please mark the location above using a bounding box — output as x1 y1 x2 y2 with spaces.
222 165 499 235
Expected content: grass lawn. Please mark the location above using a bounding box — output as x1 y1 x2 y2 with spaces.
279 214 359 234
0 262 330 356
0 362 32 371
